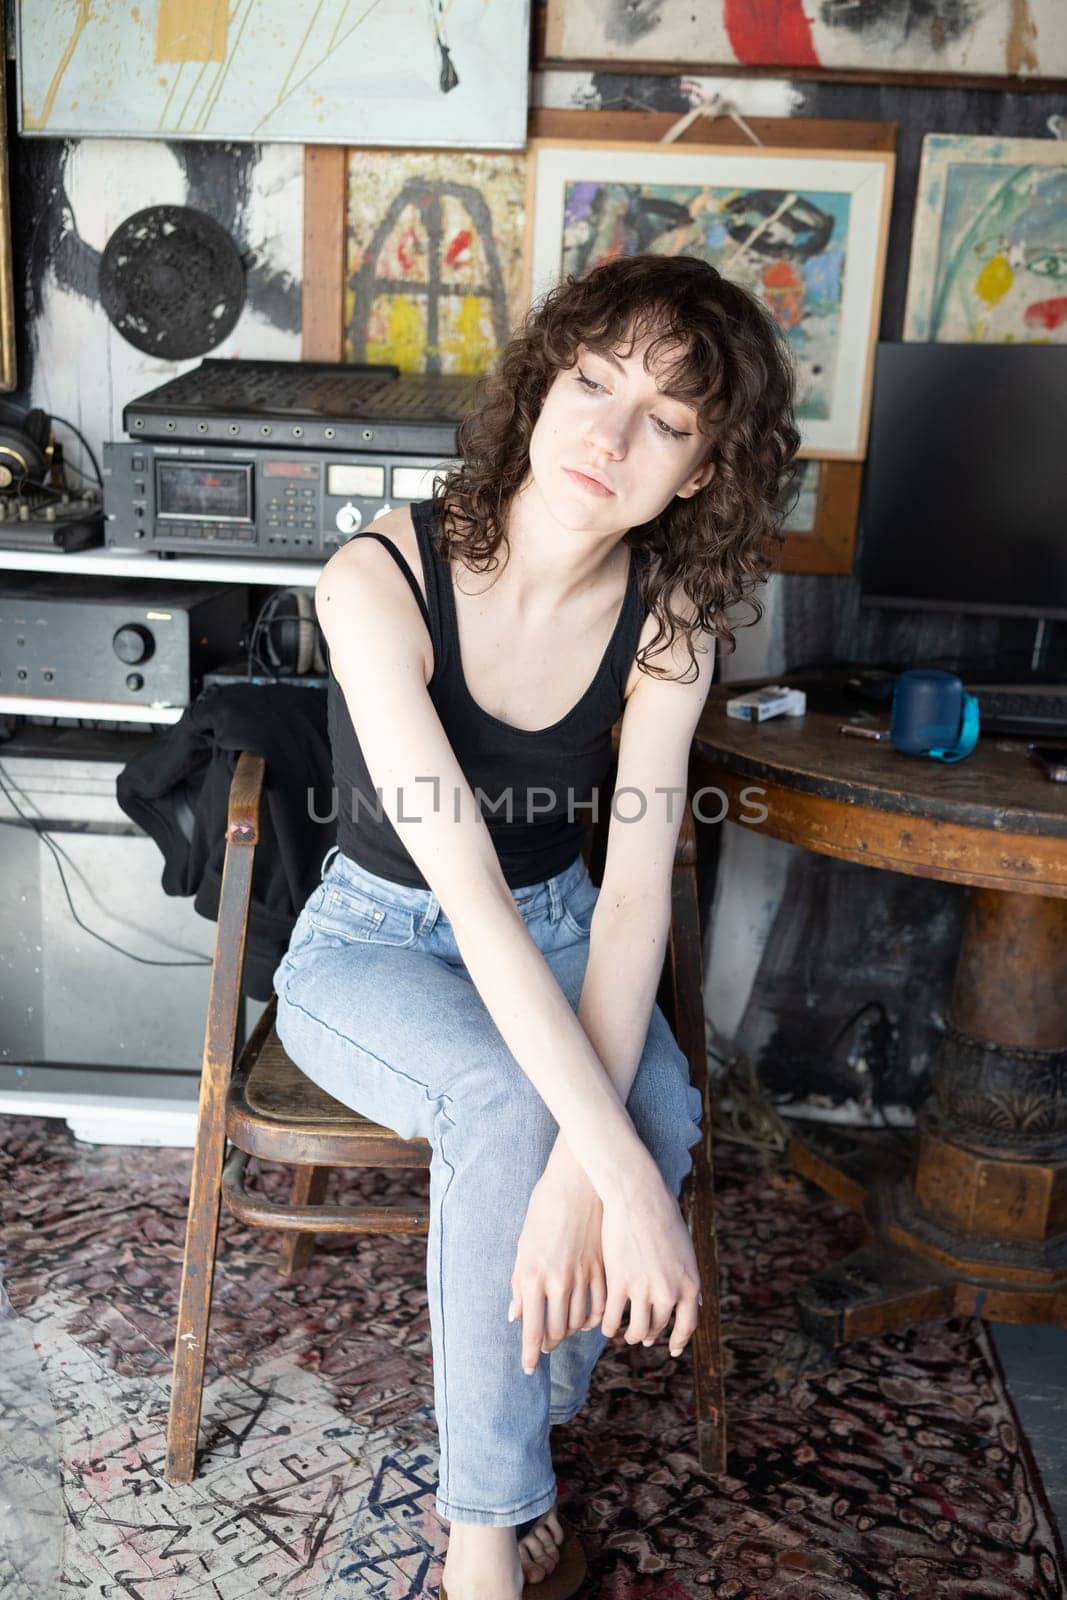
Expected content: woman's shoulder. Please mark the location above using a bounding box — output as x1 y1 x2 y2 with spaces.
316 505 434 680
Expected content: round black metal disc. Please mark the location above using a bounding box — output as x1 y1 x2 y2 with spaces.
99 205 246 359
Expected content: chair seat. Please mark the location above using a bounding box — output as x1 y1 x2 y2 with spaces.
226 1018 431 1169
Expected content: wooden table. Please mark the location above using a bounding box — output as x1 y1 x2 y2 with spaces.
691 671 1067 1343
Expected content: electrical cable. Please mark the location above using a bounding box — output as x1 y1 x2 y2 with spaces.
45 413 103 488
0 759 212 969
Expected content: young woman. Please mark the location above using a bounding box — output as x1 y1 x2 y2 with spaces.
273 253 798 1600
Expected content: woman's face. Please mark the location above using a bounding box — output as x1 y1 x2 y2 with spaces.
525 332 715 534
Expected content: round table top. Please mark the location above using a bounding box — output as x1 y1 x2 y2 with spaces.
688 673 1067 896
693 673 1067 842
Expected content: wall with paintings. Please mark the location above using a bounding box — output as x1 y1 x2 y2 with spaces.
523 63 1067 1113
4 4 1066 1113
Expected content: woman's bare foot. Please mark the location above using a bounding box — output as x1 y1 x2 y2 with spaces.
441 1522 525 1600
441 1509 567 1598
517 1507 566 1584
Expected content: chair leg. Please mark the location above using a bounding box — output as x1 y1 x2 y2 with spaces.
668 802 728 1474
683 1151 728 1475
165 1134 226 1485
166 779 262 1486
278 1165 331 1275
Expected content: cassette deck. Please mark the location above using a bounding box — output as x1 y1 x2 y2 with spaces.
104 359 479 561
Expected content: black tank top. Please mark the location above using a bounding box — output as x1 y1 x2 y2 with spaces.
328 498 648 889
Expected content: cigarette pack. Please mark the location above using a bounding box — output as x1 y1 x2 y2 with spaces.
725 685 807 722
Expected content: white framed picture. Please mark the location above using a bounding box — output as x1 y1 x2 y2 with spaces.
17 0 530 149
526 140 895 459
904 134 1067 345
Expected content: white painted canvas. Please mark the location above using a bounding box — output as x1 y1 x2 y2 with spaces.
528 142 894 458
24 139 303 485
545 0 1066 80
18 0 529 148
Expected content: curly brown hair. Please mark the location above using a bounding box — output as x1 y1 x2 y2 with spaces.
431 252 800 679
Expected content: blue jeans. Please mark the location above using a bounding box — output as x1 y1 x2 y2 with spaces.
273 845 704 1528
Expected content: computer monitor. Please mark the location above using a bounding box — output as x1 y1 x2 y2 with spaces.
857 343 1067 621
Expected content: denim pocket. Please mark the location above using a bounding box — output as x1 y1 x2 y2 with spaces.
308 879 418 948
561 879 599 939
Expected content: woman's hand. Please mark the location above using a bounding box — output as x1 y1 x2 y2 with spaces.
509 1168 606 1375
599 1168 701 1360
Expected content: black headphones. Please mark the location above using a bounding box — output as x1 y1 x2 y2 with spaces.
0 404 54 490
249 587 327 677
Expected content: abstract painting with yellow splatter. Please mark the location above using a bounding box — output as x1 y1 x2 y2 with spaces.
344 151 527 376
904 135 1067 345
17 0 528 148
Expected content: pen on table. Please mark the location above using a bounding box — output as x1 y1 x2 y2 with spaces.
838 723 891 741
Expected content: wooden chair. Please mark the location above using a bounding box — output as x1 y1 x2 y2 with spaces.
165 751 727 1484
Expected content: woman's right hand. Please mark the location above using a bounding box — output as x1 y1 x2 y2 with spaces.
599 1167 701 1358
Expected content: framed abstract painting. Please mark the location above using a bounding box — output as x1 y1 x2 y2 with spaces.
543 0 1066 83
343 150 528 376
17 0 529 148
904 134 1067 344
525 139 894 458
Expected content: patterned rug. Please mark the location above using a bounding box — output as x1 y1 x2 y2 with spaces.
1 1113 1063 1599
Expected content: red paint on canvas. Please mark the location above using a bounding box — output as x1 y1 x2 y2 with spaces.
1024 295 1067 331
724 0 819 65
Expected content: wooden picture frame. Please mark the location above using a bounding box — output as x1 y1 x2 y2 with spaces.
777 460 863 576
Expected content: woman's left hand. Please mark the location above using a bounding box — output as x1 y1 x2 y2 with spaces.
509 1166 606 1374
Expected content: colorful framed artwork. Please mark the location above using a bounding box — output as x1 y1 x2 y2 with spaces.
903 134 1067 345
17 0 530 148
542 0 1066 84
525 139 895 459
343 151 528 376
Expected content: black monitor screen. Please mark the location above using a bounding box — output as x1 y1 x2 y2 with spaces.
857 343 1067 620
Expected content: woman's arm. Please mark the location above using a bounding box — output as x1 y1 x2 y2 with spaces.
543 602 717 1193
315 532 661 1204
508 604 715 1369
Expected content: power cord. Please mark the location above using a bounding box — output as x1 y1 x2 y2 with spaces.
0 758 212 969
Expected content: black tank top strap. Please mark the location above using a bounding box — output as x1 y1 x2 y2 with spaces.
348 530 433 635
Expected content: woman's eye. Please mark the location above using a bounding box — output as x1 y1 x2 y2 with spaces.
653 415 688 440
575 367 603 392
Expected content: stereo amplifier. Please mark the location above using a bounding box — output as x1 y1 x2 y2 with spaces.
0 575 247 709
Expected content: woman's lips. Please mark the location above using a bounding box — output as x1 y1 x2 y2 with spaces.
563 466 615 498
